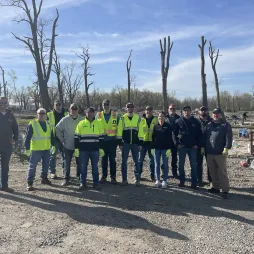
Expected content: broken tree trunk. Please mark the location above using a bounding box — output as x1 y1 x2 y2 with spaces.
126 49 132 102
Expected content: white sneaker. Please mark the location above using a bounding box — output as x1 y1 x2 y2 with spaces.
154 180 161 187
162 181 167 189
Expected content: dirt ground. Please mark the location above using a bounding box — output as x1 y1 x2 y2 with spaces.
0 148 254 254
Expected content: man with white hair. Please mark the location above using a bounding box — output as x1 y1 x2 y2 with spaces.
24 108 54 191
0 97 18 192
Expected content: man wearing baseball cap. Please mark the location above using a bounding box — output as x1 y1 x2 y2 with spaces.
196 106 212 186
204 108 232 198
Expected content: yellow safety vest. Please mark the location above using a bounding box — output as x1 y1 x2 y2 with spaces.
140 116 157 142
47 111 68 134
30 120 51 151
97 111 118 136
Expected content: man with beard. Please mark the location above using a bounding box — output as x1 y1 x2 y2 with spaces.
196 106 212 186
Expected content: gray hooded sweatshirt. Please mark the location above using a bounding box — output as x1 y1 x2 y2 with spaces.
55 114 84 150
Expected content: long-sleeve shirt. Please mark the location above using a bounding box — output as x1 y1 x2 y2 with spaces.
0 110 19 149
173 116 203 148
25 121 54 150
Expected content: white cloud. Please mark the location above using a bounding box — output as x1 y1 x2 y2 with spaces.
140 44 254 98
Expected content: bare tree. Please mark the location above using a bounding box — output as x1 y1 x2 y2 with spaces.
113 85 123 109
63 62 83 104
126 49 132 102
160 36 173 112
209 41 222 109
1 0 59 111
198 36 208 107
28 81 40 110
52 47 64 106
0 66 7 97
76 46 95 107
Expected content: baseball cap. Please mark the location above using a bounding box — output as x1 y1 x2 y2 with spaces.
70 103 78 109
126 102 134 108
183 105 191 110
145 105 153 110
200 106 208 111
102 99 110 105
86 107 95 113
212 108 222 114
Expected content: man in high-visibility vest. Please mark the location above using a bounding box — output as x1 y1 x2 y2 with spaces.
139 106 157 182
75 107 104 190
47 100 67 179
25 108 54 191
96 99 120 184
117 102 144 187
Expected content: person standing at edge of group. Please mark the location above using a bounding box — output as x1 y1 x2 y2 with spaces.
0 97 18 193
25 108 54 191
138 106 157 182
173 105 203 189
204 108 232 199
165 103 180 178
55 103 84 186
47 100 68 179
151 111 174 188
74 107 104 191
117 102 144 187
96 99 120 185
196 106 212 186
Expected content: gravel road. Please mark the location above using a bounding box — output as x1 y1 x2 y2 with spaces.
0 153 253 254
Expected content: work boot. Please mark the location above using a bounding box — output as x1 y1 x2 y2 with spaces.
61 180 69 186
190 184 198 190
134 180 141 187
178 182 185 187
111 178 117 185
1 187 14 193
99 177 107 184
50 173 57 179
78 184 86 191
41 178 52 185
122 180 128 186
208 187 220 194
26 184 34 191
222 192 229 199
93 184 100 190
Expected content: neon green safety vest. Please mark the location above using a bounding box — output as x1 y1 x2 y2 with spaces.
47 111 68 128
140 116 157 142
97 111 118 136
30 120 51 151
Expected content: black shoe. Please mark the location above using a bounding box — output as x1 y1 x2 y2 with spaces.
222 192 229 199
0 187 14 193
93 184 100 190
27 184 34 191
197 182 205 187
78 184 86 191
178 182 185 187
151 176 155 183
191 184 198 190
208 188 220 193
122 180 128 186
61 180 69 186
41 178 52 185
111 178 117 185
172 173 179 179
99 177 107 184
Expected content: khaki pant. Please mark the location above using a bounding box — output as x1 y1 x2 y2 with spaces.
207 154 229 192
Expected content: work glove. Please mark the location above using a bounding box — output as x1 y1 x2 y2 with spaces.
51 146 56 155
201 148 205 156
99 149 105 157
74 149 79 158
166 149 171 157
25 150 31 157
151 149 155 156
222 148 229 157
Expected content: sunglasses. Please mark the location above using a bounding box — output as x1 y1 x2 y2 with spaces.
71 107 78 110
103 103 109 106
169 108 176 110
127 106 134 108
55 104 61 106
38 112 46 115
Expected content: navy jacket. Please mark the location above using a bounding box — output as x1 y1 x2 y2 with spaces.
173 116 203 148
204 120 233 155
166 113 180 130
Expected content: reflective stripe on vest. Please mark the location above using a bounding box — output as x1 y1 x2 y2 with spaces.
98 111 117 136
30 120 51 151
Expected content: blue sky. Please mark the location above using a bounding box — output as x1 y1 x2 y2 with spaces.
0 0 254 99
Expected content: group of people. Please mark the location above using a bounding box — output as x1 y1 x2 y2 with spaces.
0 96 233 198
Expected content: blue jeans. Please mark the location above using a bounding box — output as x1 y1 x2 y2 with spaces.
27 150 50 184
138 145 155 178
79 151 99 185
121 143 140 181
49 141 65 174
178 147 197 185
154 149 168 181
0 146 12 189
